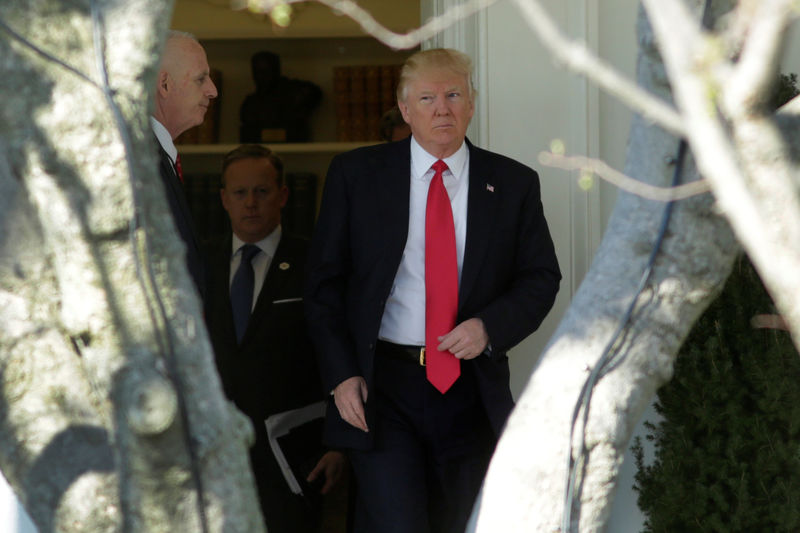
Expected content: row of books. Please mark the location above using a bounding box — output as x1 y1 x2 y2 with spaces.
333 63 403 142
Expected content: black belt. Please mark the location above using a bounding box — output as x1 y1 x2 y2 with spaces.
376 340 426 366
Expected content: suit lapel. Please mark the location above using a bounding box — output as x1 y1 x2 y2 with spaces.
158 144 183 205
157 144 200 250
459 142 498 308
210 235 238 349
243 235 298 345
251 241 287 317
378 139 413 263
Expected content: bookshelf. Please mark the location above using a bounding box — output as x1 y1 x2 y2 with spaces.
171 1 419 148
178 142 377 155
170 1 419 242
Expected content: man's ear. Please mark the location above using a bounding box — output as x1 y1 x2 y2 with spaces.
279 185 289 209
220 187 230 213
157 70 170 97
397 100 411 124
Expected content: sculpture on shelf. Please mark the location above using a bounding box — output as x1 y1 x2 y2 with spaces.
240 51 322 143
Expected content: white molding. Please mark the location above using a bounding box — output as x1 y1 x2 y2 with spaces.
566 0 602 295
423 0 486 146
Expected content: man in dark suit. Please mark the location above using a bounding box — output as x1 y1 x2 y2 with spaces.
305 49 561 533
205 145 345 533
151 30 218 295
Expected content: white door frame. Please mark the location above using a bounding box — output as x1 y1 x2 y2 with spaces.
422 0 602 293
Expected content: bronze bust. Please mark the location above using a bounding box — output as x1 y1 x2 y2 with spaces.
240 51 322 143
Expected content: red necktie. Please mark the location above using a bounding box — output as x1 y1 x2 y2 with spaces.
425 159 460 393
175 154 184 184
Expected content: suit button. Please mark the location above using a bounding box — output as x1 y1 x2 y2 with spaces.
368 343 374 351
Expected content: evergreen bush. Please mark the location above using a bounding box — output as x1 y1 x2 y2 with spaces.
633 257 800 532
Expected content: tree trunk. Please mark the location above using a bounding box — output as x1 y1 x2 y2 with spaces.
471 5 739 532
0 1 263 531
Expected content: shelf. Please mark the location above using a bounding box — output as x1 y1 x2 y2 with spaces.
193 37 415 144
170 3 418 244
177 142 379 155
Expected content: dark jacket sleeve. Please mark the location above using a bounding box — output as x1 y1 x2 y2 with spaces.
304 154 362 394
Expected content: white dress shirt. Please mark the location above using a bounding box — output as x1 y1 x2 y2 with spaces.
378 137 470 345
229 226 282 311
150 116 177 165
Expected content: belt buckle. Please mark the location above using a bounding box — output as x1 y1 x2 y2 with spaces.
419 347 426 366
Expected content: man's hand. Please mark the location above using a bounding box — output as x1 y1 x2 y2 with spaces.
333 376 369 432
306 450 347 494
437 317 489 360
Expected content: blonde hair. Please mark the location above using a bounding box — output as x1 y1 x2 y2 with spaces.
396 48 475 102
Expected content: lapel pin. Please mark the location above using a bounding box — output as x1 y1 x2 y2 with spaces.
486 183 495 192
279 262 290 270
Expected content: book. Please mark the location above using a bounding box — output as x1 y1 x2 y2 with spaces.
265 401 326 496
333 66 352 142
365 65 381 141
380 64 400 115
348 66 367 141
333 63 404 142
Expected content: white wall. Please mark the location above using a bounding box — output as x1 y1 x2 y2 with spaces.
474 2 644 530
482 0 591 396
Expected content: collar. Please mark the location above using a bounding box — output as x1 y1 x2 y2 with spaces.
410 136 468 181
151 117 177 164
231 225 282 259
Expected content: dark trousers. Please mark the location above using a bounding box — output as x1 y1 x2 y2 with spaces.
349 344 495 533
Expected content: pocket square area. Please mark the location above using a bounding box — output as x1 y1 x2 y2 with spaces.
273 297 303 304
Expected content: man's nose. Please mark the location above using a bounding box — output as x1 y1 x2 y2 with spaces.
207 79 218 99
433 96 449 114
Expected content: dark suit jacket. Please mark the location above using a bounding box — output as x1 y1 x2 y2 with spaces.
305 137 561 450
157 143 206 298
205 232 323 533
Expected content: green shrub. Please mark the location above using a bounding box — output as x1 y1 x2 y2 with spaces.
633 256 800 532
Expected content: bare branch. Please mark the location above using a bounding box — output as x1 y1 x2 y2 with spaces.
640 0 706 64
641 0 749 190
644 0 800 342
538 151 711 201
509 0 686 138
242 0 502 49
725 0 797 115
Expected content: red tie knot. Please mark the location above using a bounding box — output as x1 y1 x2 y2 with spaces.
432 159 449 175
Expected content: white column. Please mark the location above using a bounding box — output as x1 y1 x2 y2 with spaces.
423 0 488 147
